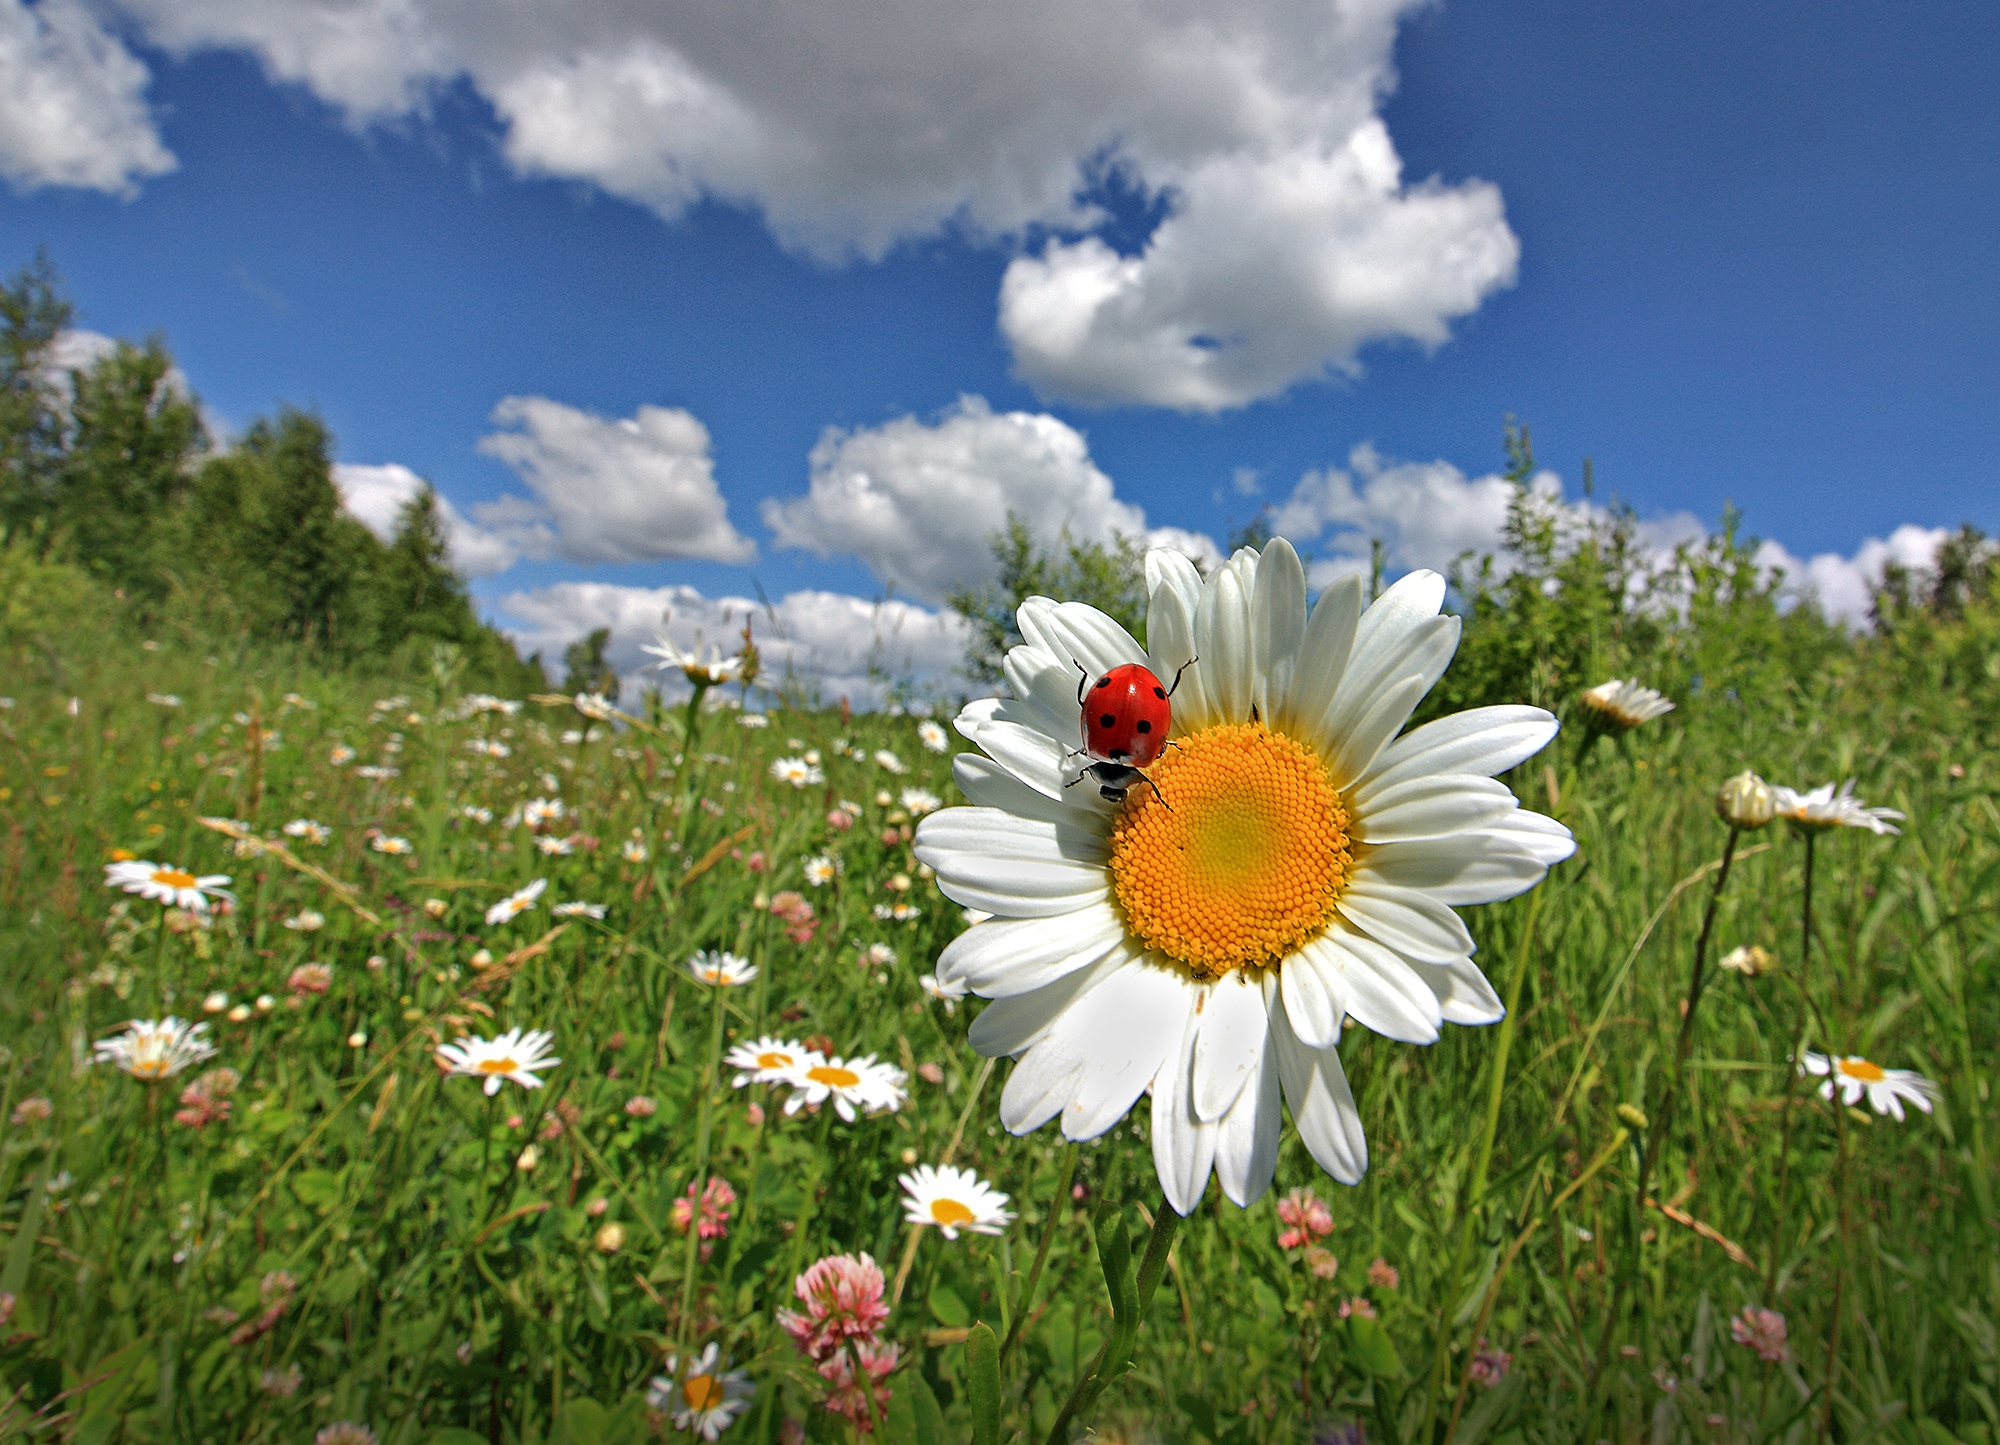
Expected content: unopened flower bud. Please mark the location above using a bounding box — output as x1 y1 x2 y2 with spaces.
1615 1103 1649 1131
1715 771 1775 830
593 1221 626 1253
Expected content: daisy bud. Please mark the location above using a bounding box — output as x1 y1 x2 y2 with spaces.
202 991 229 1014
1616 1102 1649 1131
1719 944 1776 977
593 1221 626 1253
1715 771 1775 830
423 898 448 918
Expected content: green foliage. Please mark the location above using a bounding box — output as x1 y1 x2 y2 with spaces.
562 627 621 701
0 249 71 534
947 514 1149 685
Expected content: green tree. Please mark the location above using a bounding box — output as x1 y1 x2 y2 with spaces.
0 251 72 535
948 514 1149 685
562 627 619 700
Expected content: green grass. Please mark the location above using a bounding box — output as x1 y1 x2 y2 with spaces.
0 612 1995 1445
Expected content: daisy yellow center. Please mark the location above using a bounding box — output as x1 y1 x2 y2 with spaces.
1108 722 1351 977
930 1197 976 1227
809 1065 860 1088
131 1057 171 1078
1837 1058 1885 1082
683 1374 724 1409
478 1057 519 1075
153 868 198 889
756 1051 790 1069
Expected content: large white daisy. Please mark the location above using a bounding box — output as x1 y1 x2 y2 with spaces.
913 542 1574 1214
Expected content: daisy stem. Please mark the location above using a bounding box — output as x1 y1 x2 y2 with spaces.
1818 1093 1852 1442
1419 885 1545 1442
889 1056 996 1311
1588 822 1741 1422
999 1141 1079 1367
1764 829 1816 1301
673 979 731 1379
1040 1197 1180 1445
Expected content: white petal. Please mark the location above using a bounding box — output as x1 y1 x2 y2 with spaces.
1150 1003 1218 1215
1279 945 1347 1050
1276 573 1362 741
1410 956 1506 1026
1002 647 1085 743
1270 996 1367 1185
1060 965 1191 1140
958 715 1072 798
1145 578 1216 732
1350 775 1520 844
1213 1022 1282 1207
1335 877 1476 964
1195 552 1256 725
1146 548 1204 619
1042 602 1149 687
952 755 1110 835
937 907 1127 997
1307 927 1442 1044
1357 706 1561 798
1251 539 1307 727
1322 673 1430 790
975 947 1136 1058
1191 972 1270 1121
1483 809 1578 866
1361 832 1558 906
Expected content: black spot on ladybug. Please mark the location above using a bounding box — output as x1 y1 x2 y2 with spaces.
1099 714 1116 728
1135 719 1152 733
1095 677 1112 689
1153 686 1166 698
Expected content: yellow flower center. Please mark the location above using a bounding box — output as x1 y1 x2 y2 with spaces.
683 1373 724 1409
808 1065 860 1088
478 1057 519 1075
755 1051 790 1070
1837 1057 1885 1082
1108 722 1351 977
153 868 198 889
131 1057 171 1078
930 1197 976 1227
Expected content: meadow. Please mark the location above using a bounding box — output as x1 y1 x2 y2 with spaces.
0 523 1996 1445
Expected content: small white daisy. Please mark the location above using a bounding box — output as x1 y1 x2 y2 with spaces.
1771 781 1903 836
781 1054 907 1121
371 835 413 855
918 719 949 754
1801 1052 1938 1121
770 757 825 788
467 739 511 759
574 692 615 720
646 1343 753 1440
1579 678 1675 729
535 835 575 856
436 1027 561 1096
803 855 840 886
146 692 182 708
553 901 606 919
643 638 743 688
899 1163 1015 1239
104 860 233 912
283 910 325 932
622 835 649 863
920 972 968 1014
355 765 400 781
898 788 942 815
688 950 758 987
485 879 547 927
520 797 566 830
93 1017 216 1079
873 749 908 774
329 745 356 765
725 1036 823 1088
281 818 331 845
462 805 494 824
738 713 770 729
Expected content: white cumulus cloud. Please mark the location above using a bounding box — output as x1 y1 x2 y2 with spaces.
493 581 970 708
0 0 175 196
91 0 1513 410
762 395 1214 604
1757 525 1950 630
334 461 517 578
474 395 755 566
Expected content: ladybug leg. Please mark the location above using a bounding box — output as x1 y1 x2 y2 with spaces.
1138 772 1172 811
1165 655 1198 697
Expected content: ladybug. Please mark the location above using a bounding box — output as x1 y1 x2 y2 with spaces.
1064 657 1195 805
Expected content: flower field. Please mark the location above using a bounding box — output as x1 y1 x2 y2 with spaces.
1 543 1997 1445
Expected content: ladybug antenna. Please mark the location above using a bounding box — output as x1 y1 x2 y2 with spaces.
1071 657 1091 707
1166 656 1198 697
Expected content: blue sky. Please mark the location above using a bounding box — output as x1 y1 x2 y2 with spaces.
1 0 1994 696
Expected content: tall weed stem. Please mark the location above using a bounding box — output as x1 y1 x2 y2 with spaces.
1764 829 1817 1298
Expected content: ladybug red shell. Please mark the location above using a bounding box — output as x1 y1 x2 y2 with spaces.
1082 662 1174 768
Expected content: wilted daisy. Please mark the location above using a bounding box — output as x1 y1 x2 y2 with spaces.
914 542 1573 1212
104 860 234 912
899 787 942 815
918 719 949 753
770 757 825 788
1579 678 1675 730
1771 781 1903 836
688 950 758 987
370 835 412 855
647 1342 753 1440
782 1054 907 1121
553 900 606 919
485 879 546 926
436 1027 561 1096
1800 1052 1938 1121
281 818 331 845
899 1163 1015 1239
802 855 840 886
94 1017 217 1079
725 1037 822 1087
